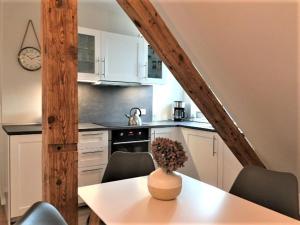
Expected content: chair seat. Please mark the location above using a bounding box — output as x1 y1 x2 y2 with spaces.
230 166 300 220
15 202 67 225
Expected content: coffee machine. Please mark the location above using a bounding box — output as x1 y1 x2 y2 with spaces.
173 101 185 121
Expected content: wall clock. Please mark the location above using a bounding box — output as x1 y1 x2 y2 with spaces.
18 47 41 71
18 20 41 71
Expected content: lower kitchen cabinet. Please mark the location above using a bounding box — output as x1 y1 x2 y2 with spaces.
181 128 218 187
6 131 109 220
78 164 106 204
150 127 178 142
220 143 243 192
10 135 42 218
78 131 108 204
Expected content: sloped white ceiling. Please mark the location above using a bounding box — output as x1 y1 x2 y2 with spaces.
151 0 299 176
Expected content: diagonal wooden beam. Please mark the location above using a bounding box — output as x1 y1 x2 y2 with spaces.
117 0 265 168
42 0 78 224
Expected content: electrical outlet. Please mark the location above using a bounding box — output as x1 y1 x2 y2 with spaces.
140 108 146 115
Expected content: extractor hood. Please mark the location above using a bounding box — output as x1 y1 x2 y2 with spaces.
93 80 142 86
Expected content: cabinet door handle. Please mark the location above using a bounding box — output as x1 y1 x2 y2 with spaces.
144 64 147 79
80 168 102 174
101 57 106 77
81 150 103 155
212 136 217 156
113 140 150 145
81 133 103 136
96 57 100 75
137 42 139 77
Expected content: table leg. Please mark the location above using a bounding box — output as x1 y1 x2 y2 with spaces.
89 211 101 225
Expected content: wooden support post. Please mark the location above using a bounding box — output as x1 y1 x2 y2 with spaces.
117 0 265 168
41 0 78 224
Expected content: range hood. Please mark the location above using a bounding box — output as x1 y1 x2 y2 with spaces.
93 80 142 86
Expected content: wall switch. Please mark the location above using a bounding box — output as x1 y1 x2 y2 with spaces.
140 108 146 115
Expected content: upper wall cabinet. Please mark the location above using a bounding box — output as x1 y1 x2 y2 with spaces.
78 27 165 85
78 27 101 83
138 36 166 85
100 31 140 83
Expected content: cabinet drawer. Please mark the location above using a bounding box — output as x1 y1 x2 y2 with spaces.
78 141 108 152
78 147 108 167
78 165 106 187
79 131 108 147
78 165 106 204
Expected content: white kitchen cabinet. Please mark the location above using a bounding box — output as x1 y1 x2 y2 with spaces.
101 31 140 83
78 27 101 83
181 128 218 187
7 131 109 219
150 127 199 180
78 164 106 204
217 137 243 192
77 131 108 204
150 127 178 142
138 36 166 85
78 131 109 168
10 135 42 218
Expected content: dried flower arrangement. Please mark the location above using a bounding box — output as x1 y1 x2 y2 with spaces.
151 137 188 173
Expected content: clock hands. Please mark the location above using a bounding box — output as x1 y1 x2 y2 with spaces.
31 55 40 59
24 55 32 60
25 55 40 60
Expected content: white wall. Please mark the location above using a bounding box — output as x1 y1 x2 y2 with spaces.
152 0 299 177
152 65 184 121
78 0 139 36
2 0 41 124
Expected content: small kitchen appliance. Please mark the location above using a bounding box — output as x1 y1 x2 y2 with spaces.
173 101 185 121
125 107 142 126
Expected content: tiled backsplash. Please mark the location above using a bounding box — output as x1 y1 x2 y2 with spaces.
78 83 153 124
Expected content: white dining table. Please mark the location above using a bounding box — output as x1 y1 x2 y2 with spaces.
78 174 300 225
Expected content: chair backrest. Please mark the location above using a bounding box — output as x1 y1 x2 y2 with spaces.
15 202 67 225
102 151 155 183
230 166 299 220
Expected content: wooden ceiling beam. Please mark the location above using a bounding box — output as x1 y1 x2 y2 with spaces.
117 0 265 168
41 0 78 224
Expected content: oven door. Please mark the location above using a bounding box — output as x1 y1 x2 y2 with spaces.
111 139 150 155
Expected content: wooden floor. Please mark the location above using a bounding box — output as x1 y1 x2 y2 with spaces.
0 206 7 225
0 206 90 225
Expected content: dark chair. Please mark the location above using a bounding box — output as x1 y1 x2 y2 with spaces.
15 202 67 225
102 151 155 183
86 151 155 225
230 166 299 220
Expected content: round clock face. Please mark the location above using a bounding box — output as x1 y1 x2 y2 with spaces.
18 47 41 71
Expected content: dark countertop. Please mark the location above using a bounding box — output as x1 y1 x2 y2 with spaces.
98 121 215 132
2 121 215 135
2 123 108 135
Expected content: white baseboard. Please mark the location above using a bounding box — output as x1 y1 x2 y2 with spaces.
298 193 300 214
0 191 5 205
